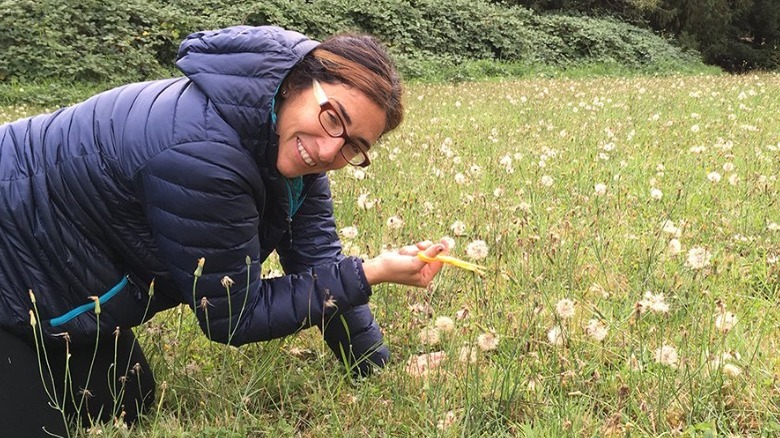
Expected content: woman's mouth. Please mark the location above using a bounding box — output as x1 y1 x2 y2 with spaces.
297 138 316 167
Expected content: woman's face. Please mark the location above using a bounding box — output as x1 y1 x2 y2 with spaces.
275 81 386 178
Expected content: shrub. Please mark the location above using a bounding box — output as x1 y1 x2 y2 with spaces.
0 0 709 85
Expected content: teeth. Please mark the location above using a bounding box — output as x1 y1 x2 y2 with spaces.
297 139 316 167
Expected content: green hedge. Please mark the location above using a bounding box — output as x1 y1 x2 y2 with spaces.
0 0 708 85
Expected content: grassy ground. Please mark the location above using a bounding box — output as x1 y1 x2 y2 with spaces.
3 72 780 437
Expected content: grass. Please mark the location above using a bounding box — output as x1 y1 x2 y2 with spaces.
2 72 780 436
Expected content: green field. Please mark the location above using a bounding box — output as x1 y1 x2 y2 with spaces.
3 73 780 436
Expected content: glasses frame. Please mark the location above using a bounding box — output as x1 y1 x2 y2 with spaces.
312 79 371 167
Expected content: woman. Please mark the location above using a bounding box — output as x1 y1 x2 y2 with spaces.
0 26 448 434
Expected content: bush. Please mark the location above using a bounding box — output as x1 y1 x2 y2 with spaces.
0 0 710 85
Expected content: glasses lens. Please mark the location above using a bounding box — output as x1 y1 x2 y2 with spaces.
341 143 367 166
319 109 344 137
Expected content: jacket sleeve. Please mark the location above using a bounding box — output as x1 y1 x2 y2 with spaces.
276 173 389 374
134 143 371 346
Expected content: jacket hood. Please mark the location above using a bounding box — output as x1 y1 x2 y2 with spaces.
175 26 319 142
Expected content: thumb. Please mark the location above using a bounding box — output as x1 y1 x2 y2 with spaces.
421 243 445 259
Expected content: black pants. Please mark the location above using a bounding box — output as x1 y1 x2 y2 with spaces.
0 327 155 436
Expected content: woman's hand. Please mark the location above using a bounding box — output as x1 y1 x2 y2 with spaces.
362 239 450 287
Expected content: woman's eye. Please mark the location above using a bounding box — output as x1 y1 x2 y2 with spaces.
324 110 341 127
347 143 361 154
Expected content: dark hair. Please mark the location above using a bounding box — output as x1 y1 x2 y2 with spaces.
279 33 403 134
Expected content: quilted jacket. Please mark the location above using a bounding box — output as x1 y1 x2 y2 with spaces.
0 26 388 373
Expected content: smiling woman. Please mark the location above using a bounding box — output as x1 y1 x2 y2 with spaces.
0 25 449 434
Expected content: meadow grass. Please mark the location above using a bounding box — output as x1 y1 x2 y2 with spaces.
2 73 779 436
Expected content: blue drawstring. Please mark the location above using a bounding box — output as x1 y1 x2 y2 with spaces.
49 276 129 327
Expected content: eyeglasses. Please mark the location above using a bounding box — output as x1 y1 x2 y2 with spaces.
312 79 371 167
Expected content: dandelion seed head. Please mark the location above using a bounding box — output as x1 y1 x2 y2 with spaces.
668 238 682 255
685 246 712 270
437 411 458 430
715 311 737 334
450 220 467 236
707 171 722 183
540 175 554 187
386 216 404 230
419 327 441 346
654 344 679 368
458 345 478 363
555 298 576 319
722 363 742 378
465 240 489 260
434 316 455 332
650 188 663 200
585 319 608 342
638 291 670 314
357 192 376 210
594 183 607 196
477 331 499 351
339 226 358 240
547 326 564 346
405 351 446 378
351 169 366 180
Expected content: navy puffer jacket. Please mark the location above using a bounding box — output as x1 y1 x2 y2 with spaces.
0 26 388 373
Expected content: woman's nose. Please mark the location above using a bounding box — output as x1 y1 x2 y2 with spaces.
319 136 344 163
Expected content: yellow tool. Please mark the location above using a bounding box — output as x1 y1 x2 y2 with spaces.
417 252 486 275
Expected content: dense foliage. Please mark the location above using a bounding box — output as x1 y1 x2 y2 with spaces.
501 0 780 72
0 0 707 85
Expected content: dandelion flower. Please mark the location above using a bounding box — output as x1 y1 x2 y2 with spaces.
547 326 563 346
477 331 499 351
434 316 455 332
465 240 489 260
585 319 608 342
685 246 712 270
654 344 679 368
555 298 576 319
